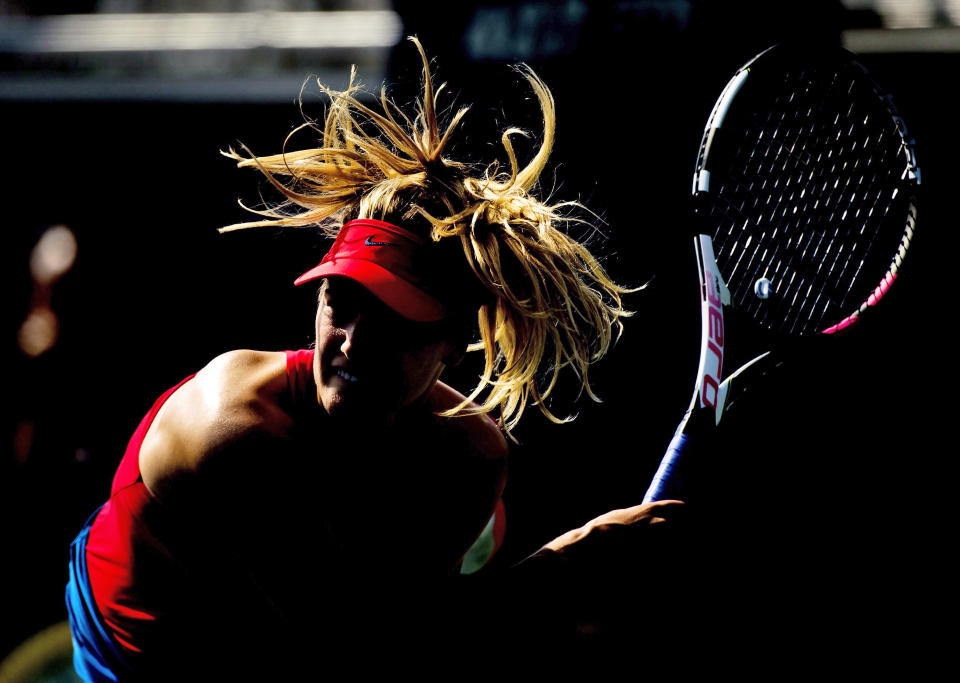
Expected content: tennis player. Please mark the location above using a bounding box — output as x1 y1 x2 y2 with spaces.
65 39 684 680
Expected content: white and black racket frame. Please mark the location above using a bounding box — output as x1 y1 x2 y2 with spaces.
641 44 920 504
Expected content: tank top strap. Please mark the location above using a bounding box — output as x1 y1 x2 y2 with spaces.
284 349 316 408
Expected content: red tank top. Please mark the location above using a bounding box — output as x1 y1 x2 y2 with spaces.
84 350 315 654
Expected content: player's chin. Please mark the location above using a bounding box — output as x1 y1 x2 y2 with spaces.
322 387 396 421
323 391 358 416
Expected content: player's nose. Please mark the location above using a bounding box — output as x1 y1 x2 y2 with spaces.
339 314 362 357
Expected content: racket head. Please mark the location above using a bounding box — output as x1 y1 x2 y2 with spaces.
692 43 919 338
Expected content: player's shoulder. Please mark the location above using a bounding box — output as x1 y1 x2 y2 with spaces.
140 349 293 502
191 349 292 434
202 348 287 394
428 382 509 465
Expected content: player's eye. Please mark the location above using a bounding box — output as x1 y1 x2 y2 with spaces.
324 295 359 327
324 302 344 325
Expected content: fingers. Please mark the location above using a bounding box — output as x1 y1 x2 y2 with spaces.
589 499 686 528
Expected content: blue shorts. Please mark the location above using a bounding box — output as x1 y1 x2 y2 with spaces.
65 507 134 683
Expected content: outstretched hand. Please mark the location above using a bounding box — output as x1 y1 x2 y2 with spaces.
536 499 688 562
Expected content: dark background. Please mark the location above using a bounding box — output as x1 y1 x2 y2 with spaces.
2 0 953 665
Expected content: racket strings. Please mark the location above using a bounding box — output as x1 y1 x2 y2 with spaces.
704 61 911 335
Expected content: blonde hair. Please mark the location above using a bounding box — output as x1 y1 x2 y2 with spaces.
222 37 635 432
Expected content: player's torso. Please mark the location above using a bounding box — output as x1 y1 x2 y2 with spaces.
139 352 504 622
98 350 505 668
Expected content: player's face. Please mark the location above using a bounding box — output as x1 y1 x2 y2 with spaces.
314 277 456 421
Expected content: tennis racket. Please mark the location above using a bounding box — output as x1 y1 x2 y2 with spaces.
642 43 919 504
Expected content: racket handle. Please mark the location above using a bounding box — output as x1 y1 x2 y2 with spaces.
642 432 690 503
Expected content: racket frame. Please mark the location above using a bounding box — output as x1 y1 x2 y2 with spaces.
642 43 919 504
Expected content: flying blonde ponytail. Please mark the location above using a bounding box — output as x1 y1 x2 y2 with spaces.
222 37 635 432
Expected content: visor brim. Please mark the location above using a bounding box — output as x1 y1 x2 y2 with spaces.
295 259 447 322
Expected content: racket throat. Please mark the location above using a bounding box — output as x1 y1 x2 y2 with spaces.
692 235 731 425
642 235 729 504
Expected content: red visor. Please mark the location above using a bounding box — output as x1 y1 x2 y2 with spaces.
295 218 448 322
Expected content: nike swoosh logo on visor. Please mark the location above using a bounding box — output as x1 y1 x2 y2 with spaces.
365 236 396 247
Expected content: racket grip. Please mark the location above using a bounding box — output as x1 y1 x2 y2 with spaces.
642 432 690 503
